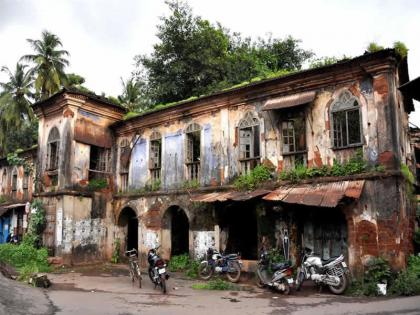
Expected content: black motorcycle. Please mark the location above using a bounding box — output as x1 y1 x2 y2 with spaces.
198 248 242 283
255 249 293 295
147 245 170 294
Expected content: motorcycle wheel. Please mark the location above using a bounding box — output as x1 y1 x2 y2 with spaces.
160 277 167 294
295 268 305 291
255 268 265 288
282 279 290 295
226 261 241 283
136 265 142 288
198 262 213 280
148 268 155 284
328 273 348 295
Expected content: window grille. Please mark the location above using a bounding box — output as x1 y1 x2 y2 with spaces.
185 123 201 181
238 112 260 174
47 127 60 171
331 91 362 148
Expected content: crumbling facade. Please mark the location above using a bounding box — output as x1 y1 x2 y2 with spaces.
0 49 417 275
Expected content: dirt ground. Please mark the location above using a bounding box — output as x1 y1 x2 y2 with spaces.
1 264 420 315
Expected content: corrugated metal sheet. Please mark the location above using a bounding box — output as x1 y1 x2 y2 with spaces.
262 91 316 111
263 180 365 208
191 189 271 203
0 203 26 217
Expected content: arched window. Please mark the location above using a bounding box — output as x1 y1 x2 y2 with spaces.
11 167 17 199
331 91 362 148
185 123 201 181
238 112 260 173
149 131 162 182
47 127 60 171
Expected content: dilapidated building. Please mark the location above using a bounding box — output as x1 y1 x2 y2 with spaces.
0 49 418 275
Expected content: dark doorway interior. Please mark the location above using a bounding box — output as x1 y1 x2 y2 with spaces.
298 207 348 260
118 207 138 252
168 206 189 255
220 202 258 259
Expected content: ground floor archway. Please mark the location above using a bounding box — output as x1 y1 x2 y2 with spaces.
162 206 189 256
117 207 138 252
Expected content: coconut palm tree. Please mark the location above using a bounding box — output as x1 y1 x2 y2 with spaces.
21 30 69 100
0 63 34 152
118 77 143 112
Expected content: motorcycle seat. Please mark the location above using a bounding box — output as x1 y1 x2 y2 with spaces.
321 256 340 265
271 261 290 271
225 254 238 260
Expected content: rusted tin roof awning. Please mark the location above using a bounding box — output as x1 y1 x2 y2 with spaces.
262 91 316 111
0 203 26 217
399 76 420 102
263 180 364 208
191 189 271 203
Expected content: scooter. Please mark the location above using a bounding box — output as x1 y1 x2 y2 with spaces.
147 245 170 294
255 249 294 294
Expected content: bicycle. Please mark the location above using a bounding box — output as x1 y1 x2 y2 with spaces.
126 249 142 288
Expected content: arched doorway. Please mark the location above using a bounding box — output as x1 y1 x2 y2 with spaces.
162 206 189 256
118 207 138 252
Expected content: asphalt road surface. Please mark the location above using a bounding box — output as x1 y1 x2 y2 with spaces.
1 265 419 315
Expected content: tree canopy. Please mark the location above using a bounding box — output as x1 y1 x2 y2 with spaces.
132 0 313 108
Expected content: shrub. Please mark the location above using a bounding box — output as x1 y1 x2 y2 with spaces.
168 254 200 278
183 179 200 189
111 238 121 264
168 254 190 272
389 255 420 296
0 243 51 281
234 165 271 190
87 178 108 190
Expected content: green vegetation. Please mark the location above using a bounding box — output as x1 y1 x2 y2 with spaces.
0 243 51 281
129 0 313 110
278 149 385 183
192 278 239 290
7 151 35 174
347 256 420 296
24 199 47 248
366 41 408 58
0 195 9 204
111 238 121 264
234 165 272 190
183 179 200 190
168 254 200 278
21 30 69 100
87 178 108 191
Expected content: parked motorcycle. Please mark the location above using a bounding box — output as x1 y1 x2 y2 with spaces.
255 249 294 295
199 248 242 283
147 245 170 294
295 247 349 295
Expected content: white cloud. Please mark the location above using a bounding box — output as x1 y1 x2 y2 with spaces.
0 0 419 122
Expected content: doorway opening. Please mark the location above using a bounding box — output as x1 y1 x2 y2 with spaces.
118 207 138 252
163 206 189 256
218 202 258 259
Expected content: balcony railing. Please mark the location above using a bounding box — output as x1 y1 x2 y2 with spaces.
186 162 200 181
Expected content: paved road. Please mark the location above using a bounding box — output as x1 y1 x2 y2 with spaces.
1 265 419 315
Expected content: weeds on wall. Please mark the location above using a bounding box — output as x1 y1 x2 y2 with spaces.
279 149 385 183
183 179 200 190
87 178 108 191
24 199 46 248
111 238 121 264
0 195 9 204
7 150 35 174
234 165 272 190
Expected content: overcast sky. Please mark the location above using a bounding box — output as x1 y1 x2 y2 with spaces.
1 0 419 123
